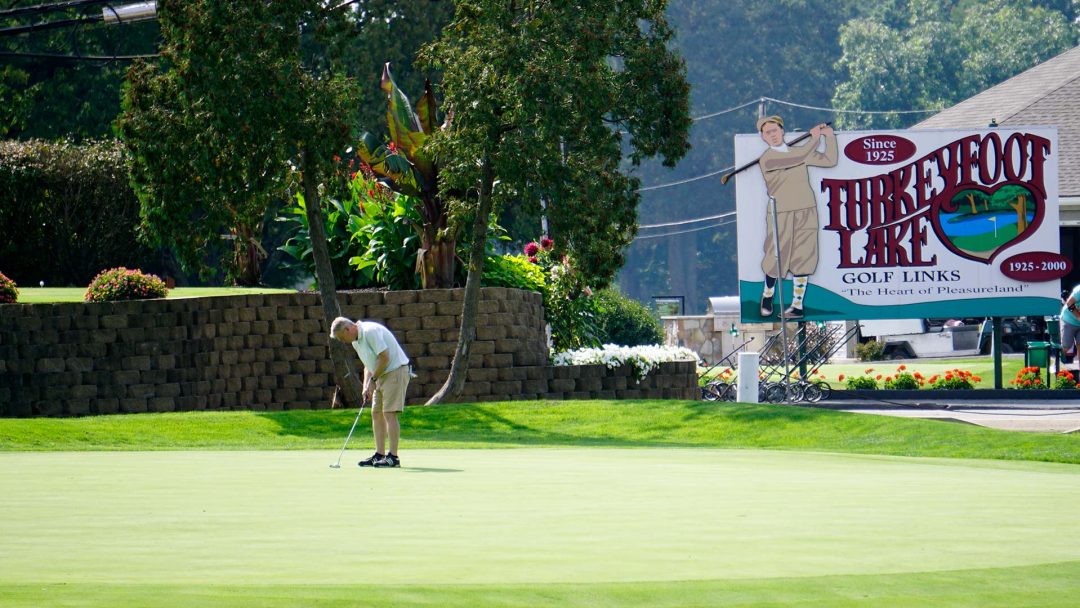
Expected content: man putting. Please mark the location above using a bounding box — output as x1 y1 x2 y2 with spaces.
330 317 411 468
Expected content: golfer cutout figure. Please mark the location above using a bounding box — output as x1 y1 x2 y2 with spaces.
755 115 837 319
331 317 411 468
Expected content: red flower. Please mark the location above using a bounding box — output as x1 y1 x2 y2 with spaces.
838 374 845 381
524 242 540 256
540 237 554 250
528 256 538 264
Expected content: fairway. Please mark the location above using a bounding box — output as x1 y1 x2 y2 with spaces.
2 447 1079 606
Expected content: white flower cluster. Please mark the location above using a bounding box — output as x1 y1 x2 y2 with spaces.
551 344 700 381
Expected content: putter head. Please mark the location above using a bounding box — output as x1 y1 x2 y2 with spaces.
329 463 341 469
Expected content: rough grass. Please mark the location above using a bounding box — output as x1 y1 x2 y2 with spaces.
1 400 1076 463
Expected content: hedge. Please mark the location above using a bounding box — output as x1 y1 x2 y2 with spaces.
0 138 154 286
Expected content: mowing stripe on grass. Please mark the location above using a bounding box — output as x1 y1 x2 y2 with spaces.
2 449 1078 588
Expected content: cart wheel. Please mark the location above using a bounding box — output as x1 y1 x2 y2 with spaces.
814 381 832 401
803 383 823 403
766 383 787 403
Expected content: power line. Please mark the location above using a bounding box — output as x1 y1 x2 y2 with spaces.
636 165 732 192
763 96 940 115
634 218 736 240
639 210 735 230
690 99 759 122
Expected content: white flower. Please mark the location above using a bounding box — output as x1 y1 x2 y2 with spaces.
552 344 700 381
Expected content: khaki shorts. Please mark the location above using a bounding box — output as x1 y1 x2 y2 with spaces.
372 365 410 413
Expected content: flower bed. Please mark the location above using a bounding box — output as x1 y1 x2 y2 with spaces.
552 344 699 381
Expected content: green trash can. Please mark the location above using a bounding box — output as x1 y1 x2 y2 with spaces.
1026 341 1050 369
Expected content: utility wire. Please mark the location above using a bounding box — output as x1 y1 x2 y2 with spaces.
764 96 940 115
639 210 735 230
636 165 732 192
0 0 113 19
634 217 736 240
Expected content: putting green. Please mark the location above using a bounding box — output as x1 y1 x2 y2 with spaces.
1 448 1078 590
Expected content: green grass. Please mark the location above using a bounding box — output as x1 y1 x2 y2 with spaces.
3 402 1078 607
1 446 1078 607
14 286 293 304
1 400 1076 463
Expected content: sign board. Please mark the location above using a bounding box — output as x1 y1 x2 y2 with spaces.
735 124 1064 322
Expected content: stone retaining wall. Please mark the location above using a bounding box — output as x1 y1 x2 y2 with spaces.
0 288 698 417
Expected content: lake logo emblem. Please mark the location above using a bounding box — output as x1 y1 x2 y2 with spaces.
930 183 1042 263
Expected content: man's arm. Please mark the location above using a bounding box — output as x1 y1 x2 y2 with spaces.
806 125 838 168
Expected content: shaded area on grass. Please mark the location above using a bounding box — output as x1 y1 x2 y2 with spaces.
1 560 1077 608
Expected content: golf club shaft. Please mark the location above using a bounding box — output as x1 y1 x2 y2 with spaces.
332 400 366 467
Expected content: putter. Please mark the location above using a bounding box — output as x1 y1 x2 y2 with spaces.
330 398 367 469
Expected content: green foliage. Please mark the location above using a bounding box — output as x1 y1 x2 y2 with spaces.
1011 366 1046 389
0 6 158 141
355 65 455 288
119 0 358 285
927 368 979 390
481 254 545 293
1053 369 1078 390
592 288 664 347
521 238 601 352
0 272 18 304
419 0 692 291
85 267 168 302
279 171 422 290
883 372 921 390
845 375 880 390
855 339 885 362
832 0 1077 129
306 0 454 139
0 139 155 286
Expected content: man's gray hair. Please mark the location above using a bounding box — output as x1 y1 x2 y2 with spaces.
330 317 357 340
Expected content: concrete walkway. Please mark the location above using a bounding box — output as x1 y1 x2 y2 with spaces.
820 397 1080 433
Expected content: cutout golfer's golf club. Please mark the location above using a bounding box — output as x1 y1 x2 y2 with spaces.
330 397 367 469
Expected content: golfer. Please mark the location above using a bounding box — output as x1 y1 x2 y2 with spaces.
330 317 411 468
1062 283 1080 374
755 115 837 319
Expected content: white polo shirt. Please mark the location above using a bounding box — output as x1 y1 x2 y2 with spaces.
350 321 410 375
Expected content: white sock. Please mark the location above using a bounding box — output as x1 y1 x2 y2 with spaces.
791 277 808 308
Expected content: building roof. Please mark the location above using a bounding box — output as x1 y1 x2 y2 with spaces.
914 45 1080 198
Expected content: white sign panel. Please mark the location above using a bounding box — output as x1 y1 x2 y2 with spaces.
735 124 1064 322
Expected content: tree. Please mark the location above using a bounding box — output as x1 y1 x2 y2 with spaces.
419 0 692 403
119 0 364 406
0 1 159 141
832 0 1078 129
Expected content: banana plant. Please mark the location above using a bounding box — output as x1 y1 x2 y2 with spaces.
356 63 454 289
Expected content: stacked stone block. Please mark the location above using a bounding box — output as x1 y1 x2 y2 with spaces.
0 287 697 417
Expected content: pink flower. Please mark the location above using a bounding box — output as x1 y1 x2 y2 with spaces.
528 256 538 264
524 242 540 256
540 237 554 250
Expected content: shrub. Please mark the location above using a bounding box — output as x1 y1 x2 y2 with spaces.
482 254 545 293
0 271 17 304
523 237 600 352
1054 369 1078 390
592 288 663 347
278 171 422 290
927 368 979 390
0 139 155 286
845 374 879 390
1010 366 1044 390
85 267 168 302
855 339 885 362
883 364 921 390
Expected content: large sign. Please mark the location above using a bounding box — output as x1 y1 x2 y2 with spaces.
735 123 1064 322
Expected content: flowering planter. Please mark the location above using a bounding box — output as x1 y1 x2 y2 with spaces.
829 389 1080 401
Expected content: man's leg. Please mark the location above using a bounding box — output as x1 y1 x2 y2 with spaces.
372 411 387 455
385 412 400 455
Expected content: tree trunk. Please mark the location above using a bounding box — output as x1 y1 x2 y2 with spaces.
426 157 494 404
302 147 364 408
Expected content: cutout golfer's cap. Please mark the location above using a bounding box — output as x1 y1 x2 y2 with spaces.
756 115 783 132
